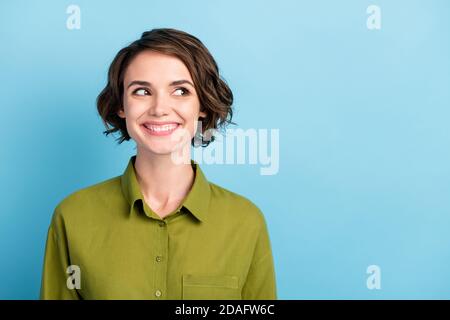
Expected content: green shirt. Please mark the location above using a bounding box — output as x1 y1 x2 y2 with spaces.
40 155 277 300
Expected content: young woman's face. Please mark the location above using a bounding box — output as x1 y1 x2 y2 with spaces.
118 50 206 156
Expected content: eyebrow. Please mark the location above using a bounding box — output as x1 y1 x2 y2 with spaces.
126 80 195 89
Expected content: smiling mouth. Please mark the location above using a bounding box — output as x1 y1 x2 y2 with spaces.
141 123 180 136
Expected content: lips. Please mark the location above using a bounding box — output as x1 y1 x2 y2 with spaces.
141 122 181 136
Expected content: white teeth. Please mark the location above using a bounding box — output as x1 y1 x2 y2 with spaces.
144 124 178 132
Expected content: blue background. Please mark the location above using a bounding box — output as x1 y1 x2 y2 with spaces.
1 0 449 299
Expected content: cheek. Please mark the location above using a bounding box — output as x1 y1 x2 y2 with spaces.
121 103 140 134
180 100 201 120
180 112 200 134
123 98 145 118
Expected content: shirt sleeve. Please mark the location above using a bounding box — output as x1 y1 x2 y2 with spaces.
241 213 277 300
40 209 81 300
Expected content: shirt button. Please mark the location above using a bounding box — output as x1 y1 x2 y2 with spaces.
158 222 165 227
156 256 162 262
155 290 162 297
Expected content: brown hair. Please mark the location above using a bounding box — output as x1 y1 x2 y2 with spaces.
96 28 235 147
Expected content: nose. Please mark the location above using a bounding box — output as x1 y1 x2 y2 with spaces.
147 91 171 117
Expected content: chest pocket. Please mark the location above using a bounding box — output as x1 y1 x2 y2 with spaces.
182 274 241 300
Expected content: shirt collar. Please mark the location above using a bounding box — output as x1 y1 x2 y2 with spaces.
120 155 210 222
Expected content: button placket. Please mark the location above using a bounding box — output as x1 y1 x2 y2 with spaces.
154 219 168 299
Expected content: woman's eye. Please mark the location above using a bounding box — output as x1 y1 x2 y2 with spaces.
173 87 190 96
133 88 149 96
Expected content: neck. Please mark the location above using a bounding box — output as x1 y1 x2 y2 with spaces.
133 147 195 207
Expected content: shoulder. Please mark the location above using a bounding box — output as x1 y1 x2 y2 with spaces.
51 175 122 225
208 181 266 226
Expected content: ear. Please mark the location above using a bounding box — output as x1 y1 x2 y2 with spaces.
117 108 125 119
199 110 207 119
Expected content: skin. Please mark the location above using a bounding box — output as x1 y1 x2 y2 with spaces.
117 50 207 218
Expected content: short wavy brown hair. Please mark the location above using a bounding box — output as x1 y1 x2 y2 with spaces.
96 28 234 147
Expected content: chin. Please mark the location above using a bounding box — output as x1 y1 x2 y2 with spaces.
133 132 189 158
145 145 176 156
143 141 183 155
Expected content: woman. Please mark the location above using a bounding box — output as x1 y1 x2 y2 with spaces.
40 28 277 300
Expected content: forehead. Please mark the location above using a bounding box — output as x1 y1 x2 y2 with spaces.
124 50 192 84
